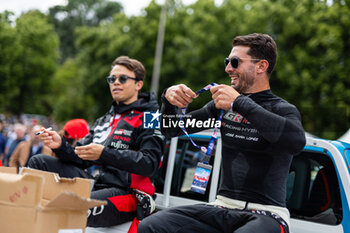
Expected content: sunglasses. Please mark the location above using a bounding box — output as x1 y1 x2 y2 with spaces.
106 74 138 84
224 57 261 69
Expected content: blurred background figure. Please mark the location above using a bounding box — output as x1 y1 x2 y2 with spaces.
59 119 89 146
9 124 53 172
0 120 7 164
3 123 27 166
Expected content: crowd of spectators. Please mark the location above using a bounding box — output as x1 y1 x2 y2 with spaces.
0 114 89 168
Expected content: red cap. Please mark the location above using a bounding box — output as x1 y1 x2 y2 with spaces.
63 119 89 139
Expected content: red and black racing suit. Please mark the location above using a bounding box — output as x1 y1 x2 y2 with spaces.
138 89 306 233
29 92 164 227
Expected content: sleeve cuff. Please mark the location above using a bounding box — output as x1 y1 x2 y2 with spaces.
52 136 68 153
231 94 243 111
161 88 171 106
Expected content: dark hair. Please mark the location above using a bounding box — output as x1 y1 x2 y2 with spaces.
232 33 277 75
111 56 146 81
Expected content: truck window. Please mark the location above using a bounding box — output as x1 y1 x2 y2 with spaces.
154 136 216 202
287 151 343 225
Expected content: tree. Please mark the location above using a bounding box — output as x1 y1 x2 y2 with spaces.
0 11 20 113
0 10 58 115
48 0 123 62
50 58 95 122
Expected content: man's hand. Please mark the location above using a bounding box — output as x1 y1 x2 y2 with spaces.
36 128 62 149
210 85 240 110
75 143 104 161
165 84 197 108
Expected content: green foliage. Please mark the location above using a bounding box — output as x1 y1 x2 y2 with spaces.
0 10 58 115
0 12 20 113
50 59 95 122
263 0 350 139
48 0 123 62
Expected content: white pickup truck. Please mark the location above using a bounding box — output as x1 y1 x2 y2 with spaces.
87 132 350 233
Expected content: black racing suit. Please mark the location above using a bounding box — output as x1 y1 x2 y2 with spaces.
29 92 164 227
138 89 306 233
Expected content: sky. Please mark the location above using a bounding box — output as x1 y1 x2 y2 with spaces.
0 0 203 18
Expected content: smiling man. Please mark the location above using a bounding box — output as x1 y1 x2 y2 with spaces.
28 56 164 228
138 33 306 233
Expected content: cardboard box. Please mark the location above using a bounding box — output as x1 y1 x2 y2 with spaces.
0 168 106 233
21 168 93 200
0 166 17 174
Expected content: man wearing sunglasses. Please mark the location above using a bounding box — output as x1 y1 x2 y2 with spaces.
28 56 164 229
139 33 305 233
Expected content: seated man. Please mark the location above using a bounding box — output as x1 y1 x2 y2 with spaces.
138 33 306 233
3 123 27 166
29 56 164 228
9 124 53 172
